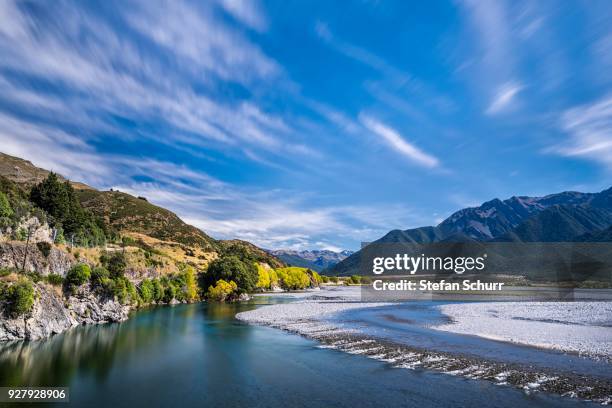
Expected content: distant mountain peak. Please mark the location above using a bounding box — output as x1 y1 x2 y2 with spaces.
328 185 612 276
269 248 354 272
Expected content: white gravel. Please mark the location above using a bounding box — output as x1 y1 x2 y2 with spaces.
434 302 612 359
236 300 387 336
236 287 388 337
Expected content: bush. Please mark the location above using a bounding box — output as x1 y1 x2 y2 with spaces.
45 273 64 286
65 264 91 288
350 275 362 284
163 283 176 303
100 252 127 279
207 279 237 302
108 276 138 305
139 279 154 303
329 276 339 283
0 192 13 218
4 280 35 317
152 279 164 302
320 275 329 283
36 241 52 257
360 276 372 284
90 266 110 287
204 256 258 294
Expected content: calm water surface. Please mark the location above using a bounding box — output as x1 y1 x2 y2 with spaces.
0 296 599 407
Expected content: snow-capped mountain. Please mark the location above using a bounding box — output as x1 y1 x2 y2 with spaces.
269 249 354 272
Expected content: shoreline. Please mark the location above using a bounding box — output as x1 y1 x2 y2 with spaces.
236 290 612 404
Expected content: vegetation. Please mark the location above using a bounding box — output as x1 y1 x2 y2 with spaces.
275 267 312 290
256 264 271 289
75 189 217 251
90 266 110 287
30 173 106 246
65 263 91 289
1 279 35 317
204 256 258 294
0 191 12 218
349 275 362 284
219 240 284 269
45 273 64 286
100 252 127 279
138 279 154 303
36 241 52 257
207 279 237 301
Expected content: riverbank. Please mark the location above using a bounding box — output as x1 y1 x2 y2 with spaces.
434 302 612 361
236 288 612 404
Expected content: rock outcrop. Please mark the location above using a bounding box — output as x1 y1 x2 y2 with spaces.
0 241 74 276
0 283 129 341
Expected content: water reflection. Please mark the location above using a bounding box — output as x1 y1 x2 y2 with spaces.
0 304 200 386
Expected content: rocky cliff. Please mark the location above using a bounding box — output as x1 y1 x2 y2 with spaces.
0 242 74 276
0 283 129 341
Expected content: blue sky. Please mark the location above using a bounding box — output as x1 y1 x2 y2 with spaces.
0 0 611 251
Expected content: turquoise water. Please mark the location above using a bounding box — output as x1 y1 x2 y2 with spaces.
0 298 597 407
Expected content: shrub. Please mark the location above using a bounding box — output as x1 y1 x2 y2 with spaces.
207 279 237 302
45 273 64 286
108 276 138 305
320 275 329 283
204 256 258 294
26 271 43 283
100 252 127 278
152 279 164 302
4 280 35 317
329 276 339 283
163 283 176 303
90 266 110 287
36 241 52 257
65 264 91 288
350 275 362 284
360 276 372 284
0 192 13 218
139 279 154 303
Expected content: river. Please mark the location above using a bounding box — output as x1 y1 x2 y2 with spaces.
0 294 600 407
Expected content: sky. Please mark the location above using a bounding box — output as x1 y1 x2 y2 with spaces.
0 0 611 251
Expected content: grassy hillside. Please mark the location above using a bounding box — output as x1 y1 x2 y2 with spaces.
76 189 218 251
0 152 283 275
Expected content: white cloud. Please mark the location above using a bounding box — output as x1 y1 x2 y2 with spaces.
359 115 439 168
486 82 523 114
0 0 319 162
553 95 612 169
217 0 267 32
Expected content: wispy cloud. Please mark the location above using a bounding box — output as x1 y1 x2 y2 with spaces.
0 0 308 160
553 95 612 169
216 0 267 32
486 82 524 114
359 115 439 168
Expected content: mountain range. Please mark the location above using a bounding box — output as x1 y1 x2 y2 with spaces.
327 186 612 276
269 249 353 272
